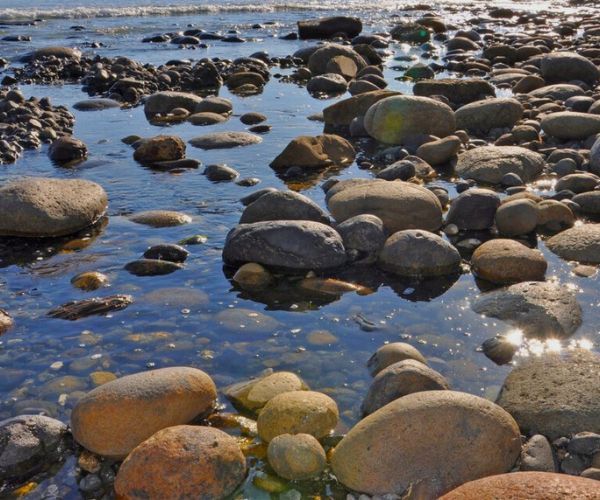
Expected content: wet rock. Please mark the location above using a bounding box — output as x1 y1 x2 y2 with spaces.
47 136 87 165
257 391 339 442
223 221 346 271
322 90 400 131
71 367 217 459
129 210 191 227
308 44 367 75
572 191 600 215
456 146 545 185
307 73 348 95
0 177 107 237
240 190 329 224
376 160 416 181
521 434 556 472
528 84 586 101
73 98 121 111
416 135 462 165
537 200 575 233
233 262 273 288
144 91 203 118
240 187 278 206
47 295 133 320
327 180 443 233
240 112 266 125
71 271 109 291
455 98 523 135
327 55 358 79
267 434 326 480
189 131 262 149
364 95 455 145
472 281 582 339
496 199 538 236
541 112 600 140
361 360 449 415
143 244 189 262
114 426 246 499
188 112 228 126
497 350 600 439
20 46 81 62
225 371 308 412
446 188 500 230
337 214 386 264
215 307 280 333
0 309 14 334
195 96 232 114
270 134 355 170
0 415 69 485
568 432 600 456
133 135 186 164
413 78 495 106
472 239 547 285
203 163 239 181
439 471 600 499
367 342 427 376
547 224 600 264
331 391 520 497
540 52 600 85
298 16 362 39
125 259 183 276
378 229 461 277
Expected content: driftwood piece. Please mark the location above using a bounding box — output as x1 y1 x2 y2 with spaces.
47 294 133 320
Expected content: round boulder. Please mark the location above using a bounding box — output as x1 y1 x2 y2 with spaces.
546 224 600 264
361 359 450 415
495 199 538 236
336 214 387 264
541 112 600 140
446 188 500 230
240 190 329 224
0 177 107 237
327 180 443 234
455 98 523 135
367 342 427 376
496 350 600 440
48 136 88 165
133 135 185 164
331 390 521 497
71 367 217 459
378 229 461 277
114 426 246 499
308 44 367 75
267 433 326 480
364 95 456 145
540 52 600 85
144 91 203 117
471 239 547 284
455 146 544 185
257 390 339 442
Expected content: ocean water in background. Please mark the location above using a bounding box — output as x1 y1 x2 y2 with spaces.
0 0 599 497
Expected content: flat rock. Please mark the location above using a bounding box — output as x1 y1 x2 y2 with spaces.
129 210 191 227
189 131 262 149
144 91 203 117
71 367 217 459
0 177 107 237
73 99 121 111
496 350 600 439
546 224 600 264
20 46 81 62
472 281 582 338
541 112 600 140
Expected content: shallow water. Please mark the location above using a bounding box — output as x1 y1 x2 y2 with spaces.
1 0 600 497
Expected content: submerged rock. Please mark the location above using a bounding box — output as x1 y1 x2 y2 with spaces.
48 136 88 165
367 342 427 376
189 131 262 149
71 367 217 459
331 391 520 497
114 426 246 499
47 295 133 320
472 281 582 338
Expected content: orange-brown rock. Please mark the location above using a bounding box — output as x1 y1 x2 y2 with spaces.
439 471 600 499
270 135 355 170
114 425 246 500
133 135 186 164
71 367 217 459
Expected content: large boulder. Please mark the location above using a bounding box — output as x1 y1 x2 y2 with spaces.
308 44 367 75
471 239 547 284
0 415 69 484
541 112 600 140
70 367 217 459
0 177 107 237
378 229 461 277
455 98 523 134
496 350 600 439
528 84 585 100
540 52 600 85
322 90 400 131
257 391 339 442
144 91 203 117
361 359 449 415
546 224 600 264
222 221 346 271
114 426 246 499
440 471 600 499
472 281 582 339
239 190 329 224
364 95 455 145
20 46 81 62
298 16 362 39
331 391 521 497
455 146 544 185
413 79 495 105
270 134 355 170
327 180 443 233
446 188 500 230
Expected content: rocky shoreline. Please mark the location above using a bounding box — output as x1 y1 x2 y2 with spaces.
2 3 600 499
